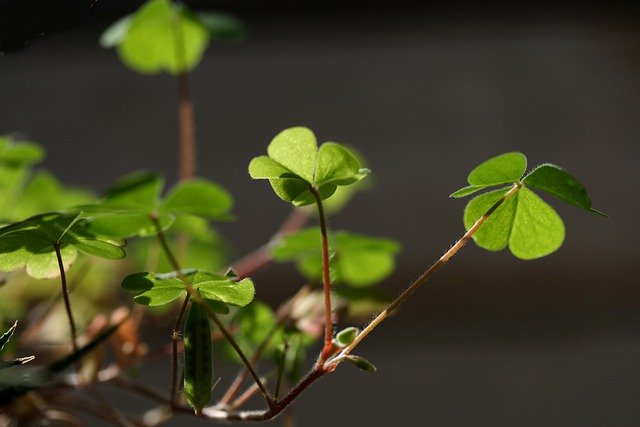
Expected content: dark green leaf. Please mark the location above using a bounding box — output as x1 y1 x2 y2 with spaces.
452 152 526 197
99 172 162 211
195 12 246 40
183 302 213 414
0 213 125 279
523 164 605 216
122 270 253 308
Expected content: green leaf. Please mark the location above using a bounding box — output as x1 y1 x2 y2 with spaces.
0 321 17 351
523 164 605 216
464 187 565 259
117 0 209 75
267 127 317 183
183 301 213 414
99 15 132 48
121 270 254 308
508 188 565 260
100 172 163 211
463 188 516 252
249 127 369 207
468 152 527 186
162 179 233 220
314 143 365 186
452 152 526 197
122 272 185 306
195 12 246 41
0 137 45 166
0 213 125 279
272 228 400 287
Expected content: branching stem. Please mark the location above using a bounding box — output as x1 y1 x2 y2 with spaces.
151 217 274 410
329 183 522 364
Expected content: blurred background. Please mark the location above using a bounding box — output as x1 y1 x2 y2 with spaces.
1 1 639 426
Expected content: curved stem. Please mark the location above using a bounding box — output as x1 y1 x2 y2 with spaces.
329 183 522 363
309 187 334 363
53 244 78 352
151 217 274 409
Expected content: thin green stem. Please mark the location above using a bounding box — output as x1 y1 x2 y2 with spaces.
53 244 78 352
329 183 522 364
309 187 334 363
151 217 274 409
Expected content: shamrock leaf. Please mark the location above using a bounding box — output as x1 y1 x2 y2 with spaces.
0 213 125 279
248 127 370 206
88 172 233 238
121 269 254 312
453 152 603 260
272 227 400 286
100 0 244 75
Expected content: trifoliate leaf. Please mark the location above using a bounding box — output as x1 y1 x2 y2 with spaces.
121 270 254 308
463 187 565 259
523 164 606 216
272 228 400 287
249 127 368 207
0 213 125 279
116 0 209 75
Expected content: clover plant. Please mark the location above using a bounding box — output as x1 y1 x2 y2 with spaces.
0 0 604 424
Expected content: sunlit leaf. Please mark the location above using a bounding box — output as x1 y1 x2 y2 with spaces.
272 228 400 287
249 127 368 207
117 0 209 75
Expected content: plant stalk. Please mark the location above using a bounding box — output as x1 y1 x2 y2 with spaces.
330 183 522 363
53 244 78 352
170 295 191 405
309 187 334 363
170 5 195 181
152 217 274 409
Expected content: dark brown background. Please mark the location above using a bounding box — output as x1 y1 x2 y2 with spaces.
1 1 639 425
